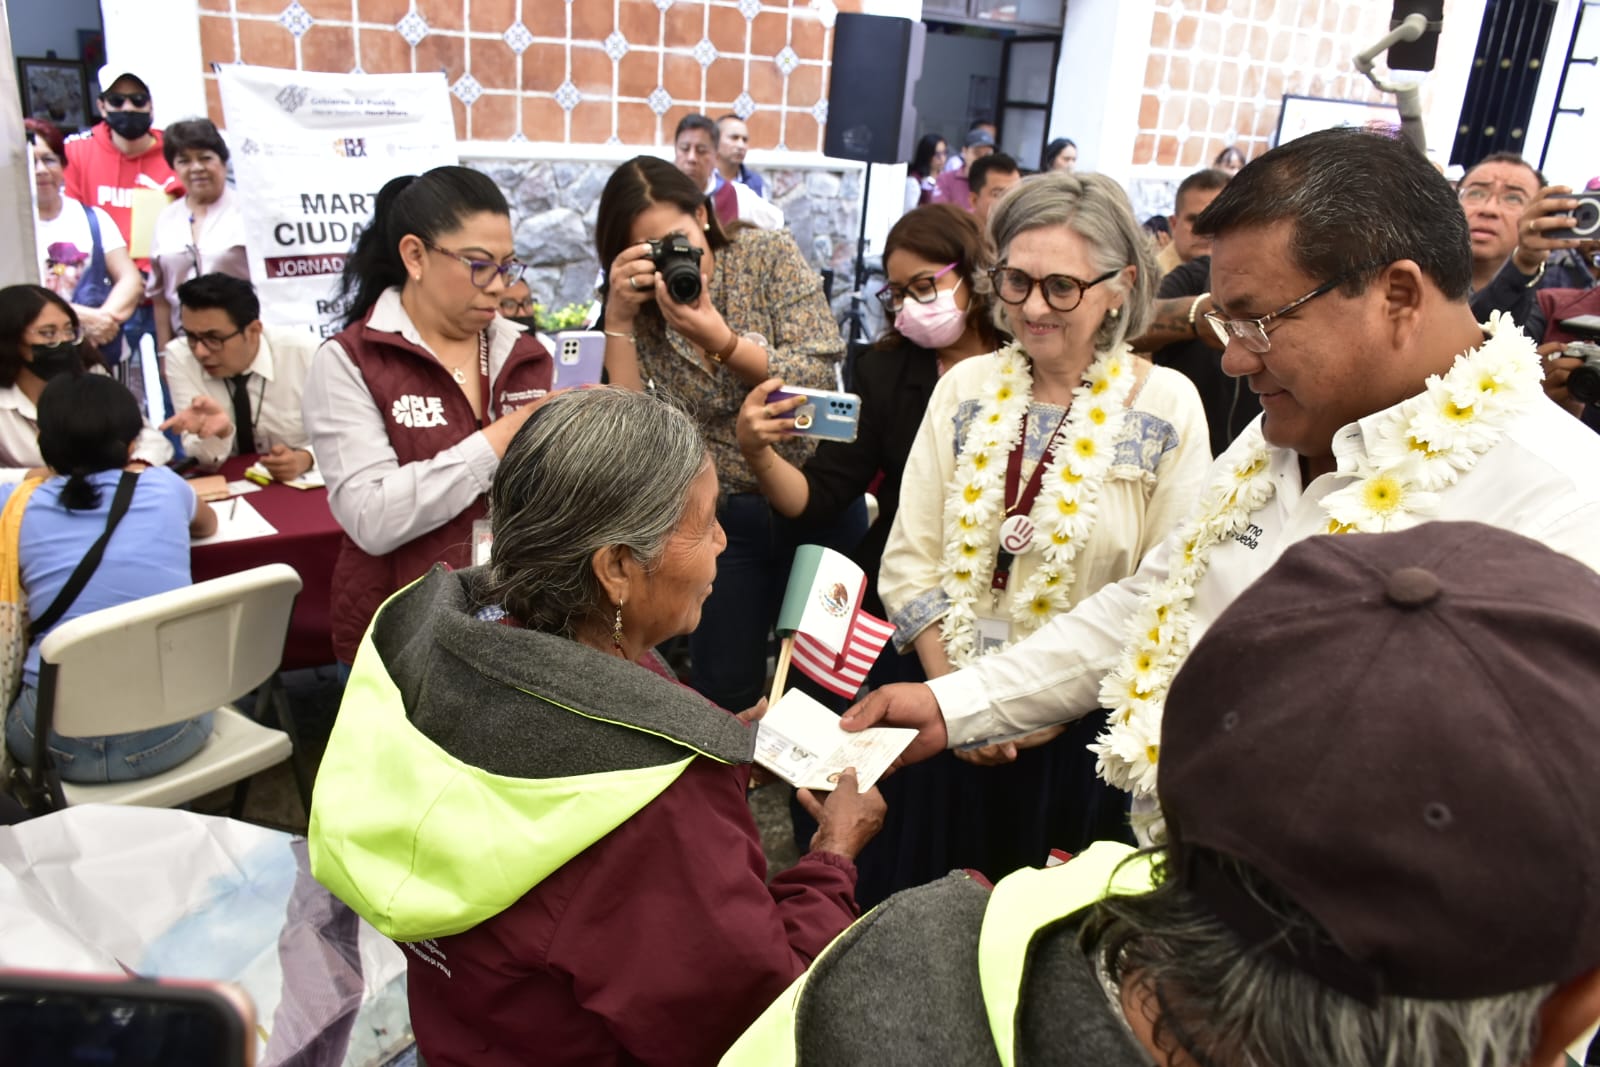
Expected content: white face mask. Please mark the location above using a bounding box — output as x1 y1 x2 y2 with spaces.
895 276 967 350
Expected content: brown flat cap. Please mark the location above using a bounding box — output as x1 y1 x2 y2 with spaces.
1160 521 1600 1002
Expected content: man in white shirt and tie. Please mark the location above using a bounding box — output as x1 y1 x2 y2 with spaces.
160 273 318 481
843 127 1600 825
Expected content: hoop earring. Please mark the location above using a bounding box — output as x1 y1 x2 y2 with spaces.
613 602 625 652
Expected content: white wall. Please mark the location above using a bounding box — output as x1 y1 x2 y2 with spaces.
1050 0 1154 186
1 0 37 284
97 0 206 126
1526 0 1598 184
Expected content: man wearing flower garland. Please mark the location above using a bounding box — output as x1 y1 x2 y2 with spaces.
843 126 1600 817
730 522 1600 1067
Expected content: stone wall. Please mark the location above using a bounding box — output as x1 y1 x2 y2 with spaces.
466 157 862 312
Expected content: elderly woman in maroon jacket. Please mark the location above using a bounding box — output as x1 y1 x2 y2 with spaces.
309 387 886 1066
303 165 552 663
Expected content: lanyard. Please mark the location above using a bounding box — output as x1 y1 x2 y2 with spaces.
991 410 1068 592
478 329 492 427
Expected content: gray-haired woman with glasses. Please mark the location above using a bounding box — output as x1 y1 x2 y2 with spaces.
302 165 554 665
873 171 1211 891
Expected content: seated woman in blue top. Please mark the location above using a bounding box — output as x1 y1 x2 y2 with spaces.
2 373 217 783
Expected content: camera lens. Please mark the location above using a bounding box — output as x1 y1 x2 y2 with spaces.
1574 199 1599 238
1569 362 1600 405
662 262 702 303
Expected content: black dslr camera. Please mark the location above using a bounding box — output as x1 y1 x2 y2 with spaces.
1564 342 1600 405
646 234 704 304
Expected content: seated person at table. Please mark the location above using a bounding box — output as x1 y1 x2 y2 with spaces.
1 284 170 483
309 387 885 1067
160 273 318 481
3 374 216 783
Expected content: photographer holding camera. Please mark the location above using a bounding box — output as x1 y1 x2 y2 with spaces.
1464 156 1598 326
595 155 846 714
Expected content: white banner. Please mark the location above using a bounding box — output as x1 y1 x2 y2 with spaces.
217 64 457 334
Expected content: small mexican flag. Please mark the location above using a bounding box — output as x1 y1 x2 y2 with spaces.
775 545 897 699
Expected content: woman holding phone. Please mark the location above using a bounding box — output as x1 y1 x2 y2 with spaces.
735 204 998 640
594 156 845 715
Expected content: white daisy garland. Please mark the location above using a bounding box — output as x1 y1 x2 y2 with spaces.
938 343 1137 668
1091 311 1543 797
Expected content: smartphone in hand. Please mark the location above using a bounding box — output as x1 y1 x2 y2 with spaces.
0 970 255 1066
766 386 862 443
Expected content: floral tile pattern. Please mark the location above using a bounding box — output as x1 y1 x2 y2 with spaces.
199 0 861 147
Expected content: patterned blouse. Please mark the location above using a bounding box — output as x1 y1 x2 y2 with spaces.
634 227 843 495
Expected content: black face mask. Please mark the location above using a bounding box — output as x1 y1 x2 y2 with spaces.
28 342 83 381
103 109 153 141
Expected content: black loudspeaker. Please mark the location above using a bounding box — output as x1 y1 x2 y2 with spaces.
823 13 925 165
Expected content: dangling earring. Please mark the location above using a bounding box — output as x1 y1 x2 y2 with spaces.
612 602 625 652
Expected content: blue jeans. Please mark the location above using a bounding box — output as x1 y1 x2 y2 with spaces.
5 685 214 784
688 493 867 714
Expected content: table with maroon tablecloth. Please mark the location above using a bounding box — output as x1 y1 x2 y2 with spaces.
189 455 341 670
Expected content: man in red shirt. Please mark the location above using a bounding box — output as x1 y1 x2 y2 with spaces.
63 66 181 427
63 67 180 270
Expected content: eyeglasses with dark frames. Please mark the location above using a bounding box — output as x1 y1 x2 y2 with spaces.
1203 262 1387 354
424 242 528 289
876 262 959 313
181 326 245 351
988 266 1120 313
101 92 150 109
499 295 537 315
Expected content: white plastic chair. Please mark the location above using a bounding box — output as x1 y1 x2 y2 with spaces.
13 564 308 817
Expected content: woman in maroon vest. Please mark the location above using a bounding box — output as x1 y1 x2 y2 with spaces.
303 166 553 664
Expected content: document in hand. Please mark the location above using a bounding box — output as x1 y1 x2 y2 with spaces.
753 689 915 792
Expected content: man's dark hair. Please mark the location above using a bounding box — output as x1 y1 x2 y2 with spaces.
1193 127 1472 301
177 272 260 330
674 113 717 142
1460 151 1545 192
1173 167 1230 212
968 152 1019 196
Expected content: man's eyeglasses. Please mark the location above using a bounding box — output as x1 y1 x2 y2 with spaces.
1458 186 1530 212
181 327 244 351
1203 264 1382 354
425 243 527 288
876 262 959 313
498 296 537 316
988 266 1119 313
101 92 150 109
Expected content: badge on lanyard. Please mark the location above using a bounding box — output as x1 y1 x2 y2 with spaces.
472 519 494 567
976 614 1010 654
992 412 1065 592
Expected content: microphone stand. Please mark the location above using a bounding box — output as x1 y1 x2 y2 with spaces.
1353 12 1431 155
